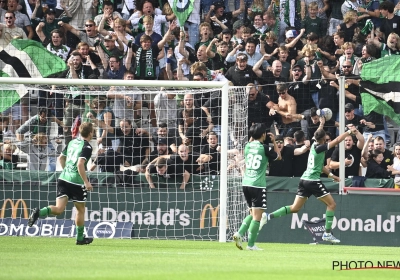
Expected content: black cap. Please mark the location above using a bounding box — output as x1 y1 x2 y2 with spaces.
45 8 56 15
292 64 302 70
213 1 225 9
345 103 354 110
221 29 232 35
158 138 168 145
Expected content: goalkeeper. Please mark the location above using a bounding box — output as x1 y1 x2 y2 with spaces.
28 122 94 245
260 127 359 243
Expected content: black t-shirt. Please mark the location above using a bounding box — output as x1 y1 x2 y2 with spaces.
169 153 202 174
248 94 274 128
225 65 258 86
331 145 362 177
380 15 400 41
366 159 392 178
345 115 364 134
116 128 150 166
201 144 220 173
292 143 309 177
148 159 185 177
363 111 385 132
269 145 295 176
211 53 234 72
287 40 303 62
339 22 358 43
259 70 287 102
177 107 208 131
210 12 233 35
203 94 221 126
95 148 124 173
288 81 314 114
380 149 394 170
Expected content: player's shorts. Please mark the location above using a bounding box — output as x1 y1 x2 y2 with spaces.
56 179 87 203
242 186 267 209
297 179 330 199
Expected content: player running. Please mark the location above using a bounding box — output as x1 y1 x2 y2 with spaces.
28 122 95 245
260 127 359 243
233 123 281 250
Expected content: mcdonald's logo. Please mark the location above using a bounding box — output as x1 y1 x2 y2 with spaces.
200 204 219 229
0 199 29 219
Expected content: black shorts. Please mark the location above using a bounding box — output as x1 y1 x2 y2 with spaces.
297 179 330 199
242 186 267 209
57 179 88 202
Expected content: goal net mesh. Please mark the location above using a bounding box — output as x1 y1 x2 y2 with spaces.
0 81 248 241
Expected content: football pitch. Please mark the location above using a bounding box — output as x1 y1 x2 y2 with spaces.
1 237 399 280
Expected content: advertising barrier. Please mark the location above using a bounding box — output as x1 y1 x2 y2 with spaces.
1 173 399 246
0 218 133 238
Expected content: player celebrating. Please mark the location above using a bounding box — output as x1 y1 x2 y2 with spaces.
261 127 359 243
233 123 281 250
28 122 95 245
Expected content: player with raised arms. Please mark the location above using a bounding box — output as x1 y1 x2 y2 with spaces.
28 122 95 245
261 126 359 243
233 123 281 250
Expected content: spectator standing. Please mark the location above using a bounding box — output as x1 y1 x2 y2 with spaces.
330 128 365 177
366 149 400 178
379 1 400 40
373 136 393 170
0 11 27 49
15 133 58 171
116 119 150 167
4 0 33 39
225 53 258 86
31 4 72 42
60 51 99 146
292 130 311 177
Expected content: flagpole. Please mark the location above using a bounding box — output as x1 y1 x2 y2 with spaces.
338 75 346 195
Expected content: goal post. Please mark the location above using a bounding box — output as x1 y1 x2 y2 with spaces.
0 77 241 242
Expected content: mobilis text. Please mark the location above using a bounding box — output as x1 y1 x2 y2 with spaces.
332 260 400 270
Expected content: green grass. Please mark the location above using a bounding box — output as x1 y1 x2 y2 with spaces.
1 237 399 280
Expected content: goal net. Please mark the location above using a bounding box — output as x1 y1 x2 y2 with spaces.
0 78 249 242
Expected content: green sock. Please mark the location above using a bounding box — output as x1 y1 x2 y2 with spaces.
270 206 291 219
76 226 84 241
325 210 335 233
247 220 260 247
39 207 51 217
238 215 253 236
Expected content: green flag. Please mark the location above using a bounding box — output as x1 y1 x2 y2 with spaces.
0 39 67 112
360 56 400 125
171 0 194 28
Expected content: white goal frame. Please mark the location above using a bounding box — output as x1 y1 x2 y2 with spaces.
0 77 230 242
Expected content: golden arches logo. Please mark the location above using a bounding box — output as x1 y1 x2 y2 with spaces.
0 199 29 219
200 204 219 229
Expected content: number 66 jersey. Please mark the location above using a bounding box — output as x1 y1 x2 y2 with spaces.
242 140 279 188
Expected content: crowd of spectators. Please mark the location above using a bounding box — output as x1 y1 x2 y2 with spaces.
1 0 400 188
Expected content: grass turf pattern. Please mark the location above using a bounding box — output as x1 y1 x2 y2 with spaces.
1 237 399 279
